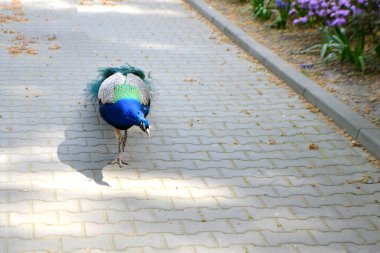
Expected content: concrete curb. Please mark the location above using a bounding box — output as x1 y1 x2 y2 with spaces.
187 0 380 160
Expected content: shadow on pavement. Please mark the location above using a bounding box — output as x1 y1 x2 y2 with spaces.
57 105 115 186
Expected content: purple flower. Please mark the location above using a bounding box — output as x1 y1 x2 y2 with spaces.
336 9 350 16
292 0 379 28
300 63 314 69
298 0 308 4
317 10 326 17
321 1 328 8
339 0 350 8
310 0 319 8
294 16 309 24
330 17 347 26
351 5 363 15
308 10 315 16
276 0 288 9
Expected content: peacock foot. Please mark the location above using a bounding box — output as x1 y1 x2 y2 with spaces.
108 155 128 167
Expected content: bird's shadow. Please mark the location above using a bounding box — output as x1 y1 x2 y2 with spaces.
57 104 116 186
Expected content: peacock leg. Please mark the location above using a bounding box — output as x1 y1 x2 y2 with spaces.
122 130 128 152
109 129 128 167
118 130 128 166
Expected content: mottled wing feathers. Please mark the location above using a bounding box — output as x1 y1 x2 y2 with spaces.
98 72 125 104
125 73 150 105
98 72 150 105
87 65 149 102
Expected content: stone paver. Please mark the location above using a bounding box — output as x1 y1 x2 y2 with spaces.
0 0 379 252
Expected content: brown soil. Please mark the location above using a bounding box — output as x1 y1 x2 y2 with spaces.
203 0 380 127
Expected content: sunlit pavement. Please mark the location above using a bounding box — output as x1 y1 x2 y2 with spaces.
0 0 379 252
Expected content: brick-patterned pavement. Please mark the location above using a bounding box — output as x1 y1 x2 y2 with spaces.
0 0 379 252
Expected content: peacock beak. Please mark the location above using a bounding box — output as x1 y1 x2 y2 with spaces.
146 128 150 138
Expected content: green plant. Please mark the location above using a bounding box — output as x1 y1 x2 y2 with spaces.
271 0 291 29
375 44 380 59
290 0 380 72
251 0 273 21
320 27 366 72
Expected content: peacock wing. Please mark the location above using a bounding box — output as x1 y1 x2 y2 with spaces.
125 73 151 106
98 72 126 104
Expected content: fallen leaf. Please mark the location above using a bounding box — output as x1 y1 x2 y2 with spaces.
363 106 371 114
7 45 25 55
240 109 251 115
13 11 25 16
2 29 16 34
26 48 38 55
47 34 56 41
183 78 197 83
326 86 336 93
308 143 318 150
306 104 320 113
368 96 378 102
13 34 26 41
48 44 61 50
347 174 374 184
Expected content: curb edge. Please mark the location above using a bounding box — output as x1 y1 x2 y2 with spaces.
187 0 380 160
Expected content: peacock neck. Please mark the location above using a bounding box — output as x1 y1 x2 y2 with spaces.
118 98 145 125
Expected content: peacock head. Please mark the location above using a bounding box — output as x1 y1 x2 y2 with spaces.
139 118 150 138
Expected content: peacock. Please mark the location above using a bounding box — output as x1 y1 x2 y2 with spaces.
88 65 152 167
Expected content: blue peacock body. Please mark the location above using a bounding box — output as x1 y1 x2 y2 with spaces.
88 65 152 166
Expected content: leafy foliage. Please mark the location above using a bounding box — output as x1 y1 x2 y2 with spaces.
251 0 274 20
320 27 366 72
271 0 292 28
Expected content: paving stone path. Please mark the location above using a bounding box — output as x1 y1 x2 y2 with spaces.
0 0 379 252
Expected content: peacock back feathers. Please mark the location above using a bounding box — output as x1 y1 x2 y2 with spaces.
99 73 151 106
87 64 151 103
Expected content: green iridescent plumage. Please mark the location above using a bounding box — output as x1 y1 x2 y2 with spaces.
87 64 149 102
113 83 141 103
